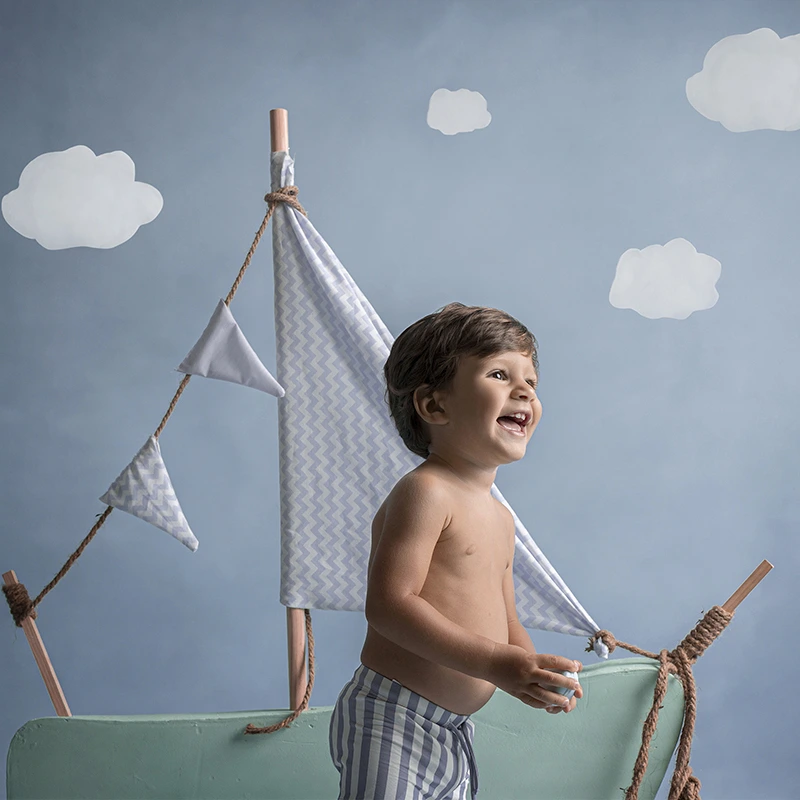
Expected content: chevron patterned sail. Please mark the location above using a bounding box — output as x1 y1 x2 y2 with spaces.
100 435 198 552
271 151 605 650
177 299 285 397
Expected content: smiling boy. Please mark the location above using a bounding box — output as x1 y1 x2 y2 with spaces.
329 302 583 799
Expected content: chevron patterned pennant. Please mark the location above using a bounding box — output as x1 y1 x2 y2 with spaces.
270 151 605 651
177 299 285 397
100 435 199 552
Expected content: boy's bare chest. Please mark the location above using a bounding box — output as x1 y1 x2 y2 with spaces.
431 497 510 576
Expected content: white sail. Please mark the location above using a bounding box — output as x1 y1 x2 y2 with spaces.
270 151 606 654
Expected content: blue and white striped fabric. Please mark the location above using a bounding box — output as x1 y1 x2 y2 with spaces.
270 151 606 652
329 664 478 799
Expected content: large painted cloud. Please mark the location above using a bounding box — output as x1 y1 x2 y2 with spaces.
609 238 721 320
2 145 163 250
427 88 491 135
686 28 800 132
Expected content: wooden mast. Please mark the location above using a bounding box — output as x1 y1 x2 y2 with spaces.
270 107 309 711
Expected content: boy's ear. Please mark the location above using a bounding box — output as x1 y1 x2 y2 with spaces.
413 385 448 425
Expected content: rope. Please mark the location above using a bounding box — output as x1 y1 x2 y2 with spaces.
3 185 306 629
244 608 315 735
586 605 733 800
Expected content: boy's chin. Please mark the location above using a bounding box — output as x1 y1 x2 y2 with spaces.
494 440 528 463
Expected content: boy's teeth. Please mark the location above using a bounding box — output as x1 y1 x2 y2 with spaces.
498 416 525 433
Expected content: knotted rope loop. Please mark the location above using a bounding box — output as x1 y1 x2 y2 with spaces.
2 582 38 627
586 605 733 800
264 185 307 217
244 608 315 735
587 629 618 655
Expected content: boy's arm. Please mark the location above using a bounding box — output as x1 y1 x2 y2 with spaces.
365 471 499 681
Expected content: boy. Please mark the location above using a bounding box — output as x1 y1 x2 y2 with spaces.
329 303 583 799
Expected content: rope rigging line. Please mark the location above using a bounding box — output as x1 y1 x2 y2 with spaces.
244 608 315 735
587 605 733 800
3 186 306 632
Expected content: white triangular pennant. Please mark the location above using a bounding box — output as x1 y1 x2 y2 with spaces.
100 435 198 552
176 299 285 397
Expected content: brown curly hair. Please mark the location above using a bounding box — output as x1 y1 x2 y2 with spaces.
384 302 538 458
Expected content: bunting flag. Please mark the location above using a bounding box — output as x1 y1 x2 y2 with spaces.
176 299 285 397
100 435 198 552
270 151 606 654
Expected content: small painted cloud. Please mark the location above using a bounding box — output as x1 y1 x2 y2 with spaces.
686 28 800 132
609 238 721 320
2 145 163 250
427 88 491 135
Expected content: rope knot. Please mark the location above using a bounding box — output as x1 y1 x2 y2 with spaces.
676 773 701 800
3 582 38 627
264 185 307 216
586 629 617 654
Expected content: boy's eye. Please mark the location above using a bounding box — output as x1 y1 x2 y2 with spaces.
490 370 538 390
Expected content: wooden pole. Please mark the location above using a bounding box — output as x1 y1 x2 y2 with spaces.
270 108 289 153
286 606 307 710
721 559 773 613
3 570 71 717
271 106 308 709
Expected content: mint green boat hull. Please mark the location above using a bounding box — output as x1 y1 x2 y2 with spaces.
7 658 684 799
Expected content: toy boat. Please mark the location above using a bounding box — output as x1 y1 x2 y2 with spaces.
4 109 770 800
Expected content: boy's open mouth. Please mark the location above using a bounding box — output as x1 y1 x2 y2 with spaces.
497 415 527 435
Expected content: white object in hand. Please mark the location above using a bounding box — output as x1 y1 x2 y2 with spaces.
544 669 579 704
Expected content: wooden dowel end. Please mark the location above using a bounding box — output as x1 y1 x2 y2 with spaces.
270 109 289 153
721 559 773 614
3 570 71 717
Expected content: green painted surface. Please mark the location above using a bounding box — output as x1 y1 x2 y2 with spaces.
7 657 684 799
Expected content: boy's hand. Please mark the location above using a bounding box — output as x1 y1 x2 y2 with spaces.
489 643 583 713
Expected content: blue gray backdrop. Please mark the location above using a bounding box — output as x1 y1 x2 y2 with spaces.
1 2 797 798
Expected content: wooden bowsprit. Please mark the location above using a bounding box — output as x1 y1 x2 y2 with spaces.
720 559 772 613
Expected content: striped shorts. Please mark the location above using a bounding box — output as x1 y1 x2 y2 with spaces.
329 663 479 799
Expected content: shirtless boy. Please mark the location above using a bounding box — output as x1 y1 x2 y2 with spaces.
329 302 583 799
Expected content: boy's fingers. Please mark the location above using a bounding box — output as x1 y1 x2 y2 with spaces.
537 671 579 691
512 690 550 711
514 689 570 712
539 654 583 673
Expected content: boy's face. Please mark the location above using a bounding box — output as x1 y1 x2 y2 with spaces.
423 350 542 466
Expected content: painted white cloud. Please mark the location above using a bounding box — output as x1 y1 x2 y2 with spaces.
686 28 800 132
2 145 163 250
609 238 721 320
427 88 491 135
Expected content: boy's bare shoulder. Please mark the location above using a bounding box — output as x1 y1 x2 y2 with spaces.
375 466 455 529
